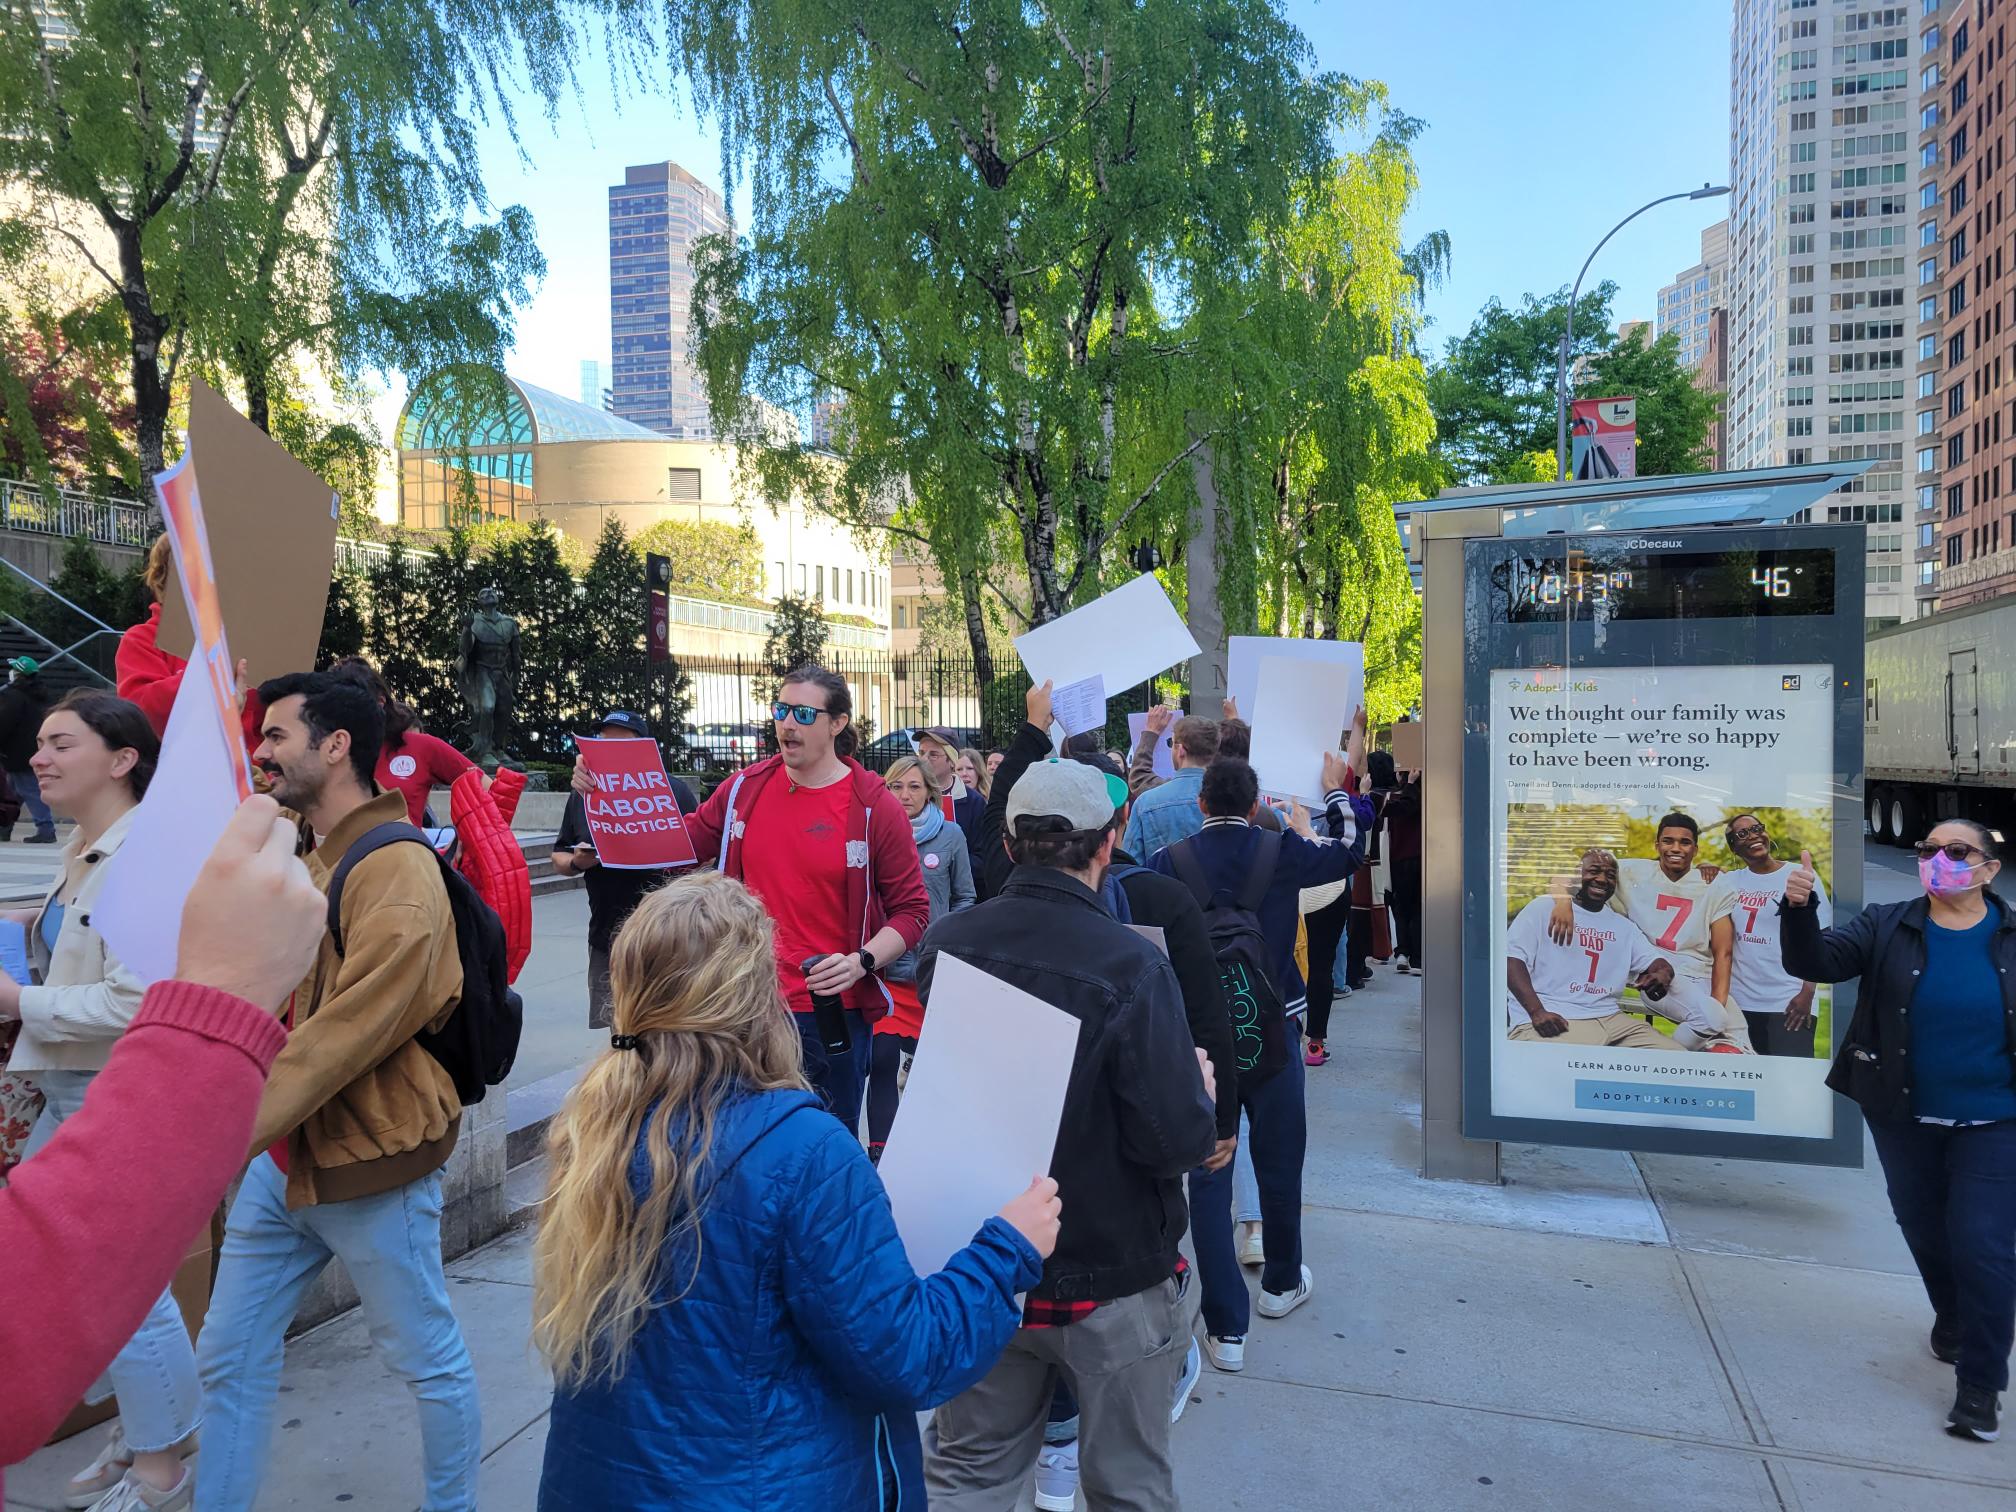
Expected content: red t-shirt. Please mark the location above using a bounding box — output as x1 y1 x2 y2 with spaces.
377 731 477 826
739 774 853 1014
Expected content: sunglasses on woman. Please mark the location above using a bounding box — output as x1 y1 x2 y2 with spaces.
772 701 828 726
1914 841 1986 863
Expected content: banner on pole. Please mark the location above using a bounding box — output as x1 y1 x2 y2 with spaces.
576 736 698 869
645 553 672 664
1570 397 1637 481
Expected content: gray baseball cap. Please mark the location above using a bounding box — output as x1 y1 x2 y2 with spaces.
1006 757 1126 834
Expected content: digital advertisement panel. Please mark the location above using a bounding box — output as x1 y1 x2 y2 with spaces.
1487 662 1837 1141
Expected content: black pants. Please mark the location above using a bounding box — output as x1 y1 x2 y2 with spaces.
1389 856 1423 965
1743 1008 1816 1059
866 1031 916 1150
1304 893 1352 1042
1867 1115 2016 1392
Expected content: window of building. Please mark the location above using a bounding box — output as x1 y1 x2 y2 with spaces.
1948 534 1965 566
795 563 807 594
1948 432 1967 468
1921 257 1939 284
667 467 702 501
1920 296 1939 324
895 603 907 629
1949 484 1966 517
1921 446 1942 472
814 565 824 599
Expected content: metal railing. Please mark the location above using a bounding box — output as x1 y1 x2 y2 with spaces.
0 479 153 548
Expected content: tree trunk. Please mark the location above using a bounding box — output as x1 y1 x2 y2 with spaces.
115 224 171 488
956 565 997 685
240 343 272 433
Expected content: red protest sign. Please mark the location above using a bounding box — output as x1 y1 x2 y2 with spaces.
576 736 699 870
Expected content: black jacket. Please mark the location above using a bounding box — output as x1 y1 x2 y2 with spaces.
0 676 49 771
919 867 1218 1303
1781 892 2016 1120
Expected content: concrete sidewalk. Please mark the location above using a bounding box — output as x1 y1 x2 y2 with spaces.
13 966 2015 1510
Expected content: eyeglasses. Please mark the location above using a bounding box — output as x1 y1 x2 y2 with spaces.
1914 841 1986 863
1728 825 1768 843
772 701 828 726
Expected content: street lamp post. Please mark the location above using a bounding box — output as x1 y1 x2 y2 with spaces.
1555 183 1731 482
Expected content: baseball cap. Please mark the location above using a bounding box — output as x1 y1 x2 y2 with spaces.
1006 757 1128 834
595 710 649 737
8 656 38 676
914 726 962 754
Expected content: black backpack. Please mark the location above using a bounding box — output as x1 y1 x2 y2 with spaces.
327 822 523 1106
1166 829 1290 1084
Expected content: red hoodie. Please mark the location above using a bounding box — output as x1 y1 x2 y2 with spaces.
0 982 287 1486
685 755 930 1022
115 602 263 749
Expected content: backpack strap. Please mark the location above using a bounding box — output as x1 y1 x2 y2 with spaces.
327 822 434 958
1237 829 1282 915
1166 837 1213 912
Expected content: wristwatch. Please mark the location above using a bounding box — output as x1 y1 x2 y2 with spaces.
856 947 877 975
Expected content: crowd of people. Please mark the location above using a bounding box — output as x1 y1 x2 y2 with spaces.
3 573 2012 1509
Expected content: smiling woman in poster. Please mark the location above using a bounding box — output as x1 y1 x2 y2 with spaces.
1780 821 2016 1446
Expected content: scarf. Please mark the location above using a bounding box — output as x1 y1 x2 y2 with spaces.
910 802 946 844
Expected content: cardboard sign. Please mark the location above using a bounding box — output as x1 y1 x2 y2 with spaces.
876 953 1080 1276
1390 720 1424 772
576 737 699 870
1126 712 1177 779
158 381 340 685
1013 574 1199 695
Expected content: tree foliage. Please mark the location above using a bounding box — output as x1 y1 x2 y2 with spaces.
0 306 136 492
579 516 694 757
631 518 767 605
1581 327 1721 478
673 0 1331 664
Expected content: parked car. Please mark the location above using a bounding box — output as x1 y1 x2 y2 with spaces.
684 721 765 772
857 725 985 774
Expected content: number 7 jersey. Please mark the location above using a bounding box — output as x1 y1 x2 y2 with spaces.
1612 859 1720 984
1706 862 1831 1011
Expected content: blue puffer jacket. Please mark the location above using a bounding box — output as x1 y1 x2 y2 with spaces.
538 1087 1042 1511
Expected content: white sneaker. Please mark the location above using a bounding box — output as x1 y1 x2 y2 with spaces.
68 1430 197 1511
1237 1222 1265 1267
1207 1333 1246 1372
84 1468 193 1512
1033 1440 1079 1511
1258 1264 1314 1319
1170 1337 1202 1423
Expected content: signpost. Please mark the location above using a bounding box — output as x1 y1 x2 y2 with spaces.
645 552 672 664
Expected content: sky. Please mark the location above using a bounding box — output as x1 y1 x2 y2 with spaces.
366 0 1733 444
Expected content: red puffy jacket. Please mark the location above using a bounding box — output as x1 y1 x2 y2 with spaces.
449 766 531 982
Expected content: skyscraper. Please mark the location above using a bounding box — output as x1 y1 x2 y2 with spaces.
1656 220 1729 371
578 359 603 410
607 162 732 439
1726 0 1914 629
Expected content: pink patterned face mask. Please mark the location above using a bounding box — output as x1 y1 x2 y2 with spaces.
1919 853 1982 897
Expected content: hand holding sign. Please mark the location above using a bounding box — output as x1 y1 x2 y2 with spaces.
576 737 698 870
1785 850 1819 908
997 1176 1062 1259
1050 674 1106 738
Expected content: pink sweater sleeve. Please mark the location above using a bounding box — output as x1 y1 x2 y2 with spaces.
0 982 287 1468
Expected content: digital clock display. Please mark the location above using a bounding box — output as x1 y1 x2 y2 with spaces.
1493 547 1836 623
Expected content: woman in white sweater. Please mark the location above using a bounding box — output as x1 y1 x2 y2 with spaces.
0 692 185 1512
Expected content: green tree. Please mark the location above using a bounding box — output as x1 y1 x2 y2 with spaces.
0 0 570 477
316 561 368 667
758 593 829 752
483 519 581 762
365 539 448 731
673 0 1330 668
1580 327 1721 478
579 515 693 758
630 519 766 605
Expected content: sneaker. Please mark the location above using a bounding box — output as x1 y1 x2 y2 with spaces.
1948 1384 2002 1442
1258 1264 1314 1319
1931 1315 1962 1365
1395 957 1413 974
67 1429 197 1510
1033 1440 1079 1511
24 830 57 844
1335 983 1354 998
1170 1337 1201 1424
1207 1334 1246 1372
1305 1038 1330 1067
84 1468 193 1512
1238 1222 1265 1268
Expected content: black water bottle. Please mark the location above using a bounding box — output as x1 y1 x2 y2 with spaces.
800 955 853 1054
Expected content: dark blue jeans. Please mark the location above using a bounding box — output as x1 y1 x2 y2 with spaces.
795 1008 870 1136
1867 1114 2016 1392
1188 1021 1308 1337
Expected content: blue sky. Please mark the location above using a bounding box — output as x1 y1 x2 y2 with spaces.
369 0 1732 437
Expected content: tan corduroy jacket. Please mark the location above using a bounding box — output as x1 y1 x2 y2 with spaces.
250 788 464 1209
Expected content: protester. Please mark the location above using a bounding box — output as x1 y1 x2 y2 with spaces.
958 746 991 799
1 693 180 1508
0 656 55 842
1213 711 1285 833
1385 767 1423 972
681 665 929 1132
867 754 976 1160
196 672 478 1512
530 871 1057 1509
113 534 261 747
1781 821 2016 1444
328 656 479 827
1340 751 1400 994
916 726 985 855
0 797 326 1502
1127 703 1177 797
556 710 700 1028
986 749 1006 779
1122 714 1220 859
1711 812 1827 1056
922 756 1219 1511
1156 750 1363 1367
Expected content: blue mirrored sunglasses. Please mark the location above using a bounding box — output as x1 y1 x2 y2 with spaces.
773 701 826 726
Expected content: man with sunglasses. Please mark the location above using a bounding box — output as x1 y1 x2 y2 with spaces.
1708 813 1829 1057
682 665 929 1132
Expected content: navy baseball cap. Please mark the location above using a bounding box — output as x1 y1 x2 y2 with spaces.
595 710 650 737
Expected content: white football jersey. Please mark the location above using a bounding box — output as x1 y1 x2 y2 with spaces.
1506 896 1665 1023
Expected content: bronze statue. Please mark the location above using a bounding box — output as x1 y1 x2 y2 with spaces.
457 586 522 765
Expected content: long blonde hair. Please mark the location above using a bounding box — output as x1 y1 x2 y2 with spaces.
531 871 806 1389
959 746 991 798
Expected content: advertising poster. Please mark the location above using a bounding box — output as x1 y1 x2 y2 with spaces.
1487 662 1836 1141
576 736 699 869
646 551 671 664
1570 396 1637 481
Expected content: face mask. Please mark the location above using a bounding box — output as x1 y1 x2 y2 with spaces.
1919 853 1982 896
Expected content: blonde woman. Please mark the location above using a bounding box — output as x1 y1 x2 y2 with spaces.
531 872 1059 1511
957 746 990 799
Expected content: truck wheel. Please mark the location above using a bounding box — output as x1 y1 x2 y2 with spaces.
1867 791 1889 845
1888 792 1923 848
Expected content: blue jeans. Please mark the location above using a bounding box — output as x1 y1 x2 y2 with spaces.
795 1007 870 1136
24 1070 201 1453
196 1155 480 1511
1867 1115 2016 1392
1232 1111 1261 1225
1188 1024 1308 1337
9 769 53 836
